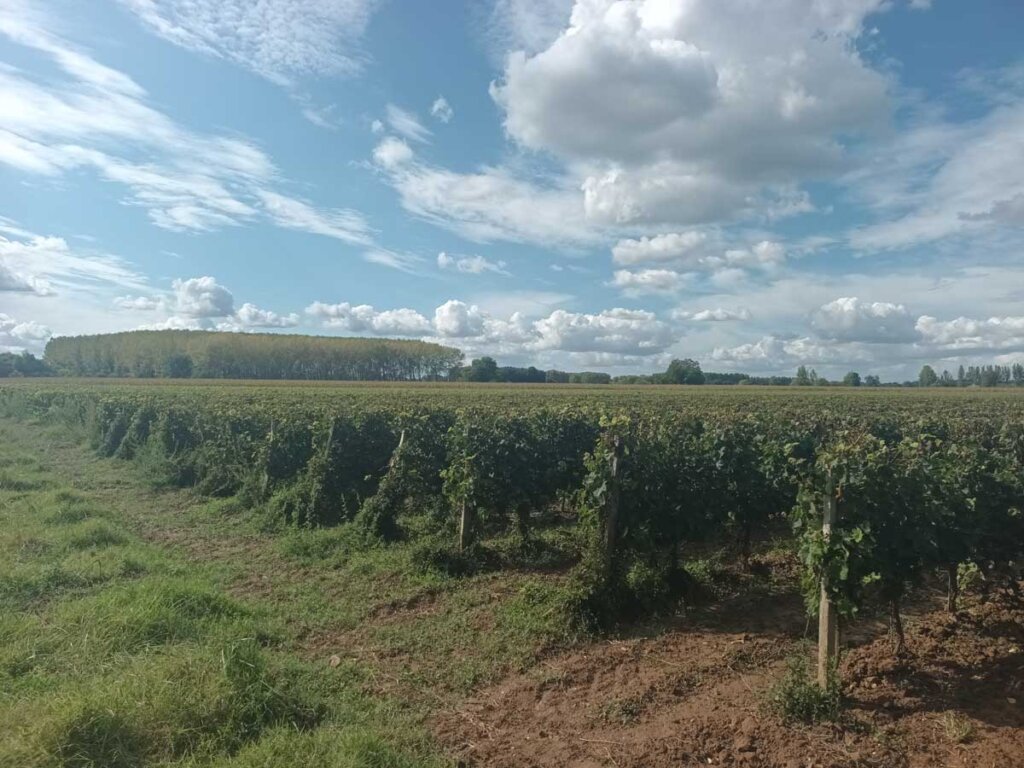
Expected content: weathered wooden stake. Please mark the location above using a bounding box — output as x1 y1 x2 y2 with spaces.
946 563 959 614
388 430 405 471
458 498 472 552
260 419 275 498
817 472 839 688
602 435 623 575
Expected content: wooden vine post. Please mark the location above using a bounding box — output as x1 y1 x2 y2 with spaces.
458 498 472 552
602 435 624 575
259 418 275 498
817 471 839 688
390 430 405 468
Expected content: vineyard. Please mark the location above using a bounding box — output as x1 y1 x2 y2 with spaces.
0 382 1019 768
3 380 1022 640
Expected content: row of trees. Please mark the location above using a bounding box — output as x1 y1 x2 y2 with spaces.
43 331 464 381
794 368 880 387
919 364 1024 388
450 357 612 384
797 364 1024 388
618 359 835 387
0 352 53 378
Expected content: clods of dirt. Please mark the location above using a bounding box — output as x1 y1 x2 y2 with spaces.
436 588 1024 768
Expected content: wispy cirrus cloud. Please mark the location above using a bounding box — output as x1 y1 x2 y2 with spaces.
385 105 432 143
0 230 147 294
362 248 425 274
257 191 373 246
478 0 574 63
370 137 600 247
430 96 454 124
437 251 510 276
119 0 381 85
0 1 376 252
848 101 1024 251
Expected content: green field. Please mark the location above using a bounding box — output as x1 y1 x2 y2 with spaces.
2 380 1022 766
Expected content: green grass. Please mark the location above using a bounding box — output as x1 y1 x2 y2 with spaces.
0 419 448 768
0 416 592 767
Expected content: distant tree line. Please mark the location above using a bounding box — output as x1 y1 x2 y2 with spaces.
11 331 1024 387
43 331 464 381
449 356 612 384
792 363 1024 388
615 359 1024 388
613 359 794 386
0 351 53 378
918 363 1024 388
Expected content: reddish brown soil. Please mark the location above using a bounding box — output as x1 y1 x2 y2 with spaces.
435 585 1024 768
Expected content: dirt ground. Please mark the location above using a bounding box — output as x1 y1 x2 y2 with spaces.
435 570 1024 768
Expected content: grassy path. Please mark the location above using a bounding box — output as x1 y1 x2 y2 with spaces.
0 417 567 767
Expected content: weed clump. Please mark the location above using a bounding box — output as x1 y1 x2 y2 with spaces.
55 578 250 653
47 506 92 526
46 491 101 526
409 537 497 578
765 653 842 725
0 566 87 611
0 470 50 492
211 726 435 768
34 641 323 766
277 525 366 564
48 706 144 768
65 521 127 551
938 711 975 744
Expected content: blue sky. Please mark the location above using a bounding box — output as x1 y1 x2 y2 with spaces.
1 0 1023 378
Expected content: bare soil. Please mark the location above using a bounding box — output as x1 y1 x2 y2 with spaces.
435 581 1024 768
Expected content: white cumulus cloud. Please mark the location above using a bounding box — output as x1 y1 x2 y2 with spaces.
0 260 52 295
0 312 52 353
114 295 163 311
490 0 891 226
171 276 234 317
305 297 677 361
305 301 433 336
610 268 690 296
916 315 1024 352
433 300 486 338
235 303 300 328
811 297 918 343
612 231 707 265
372 137 414 169
674 307 750 322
